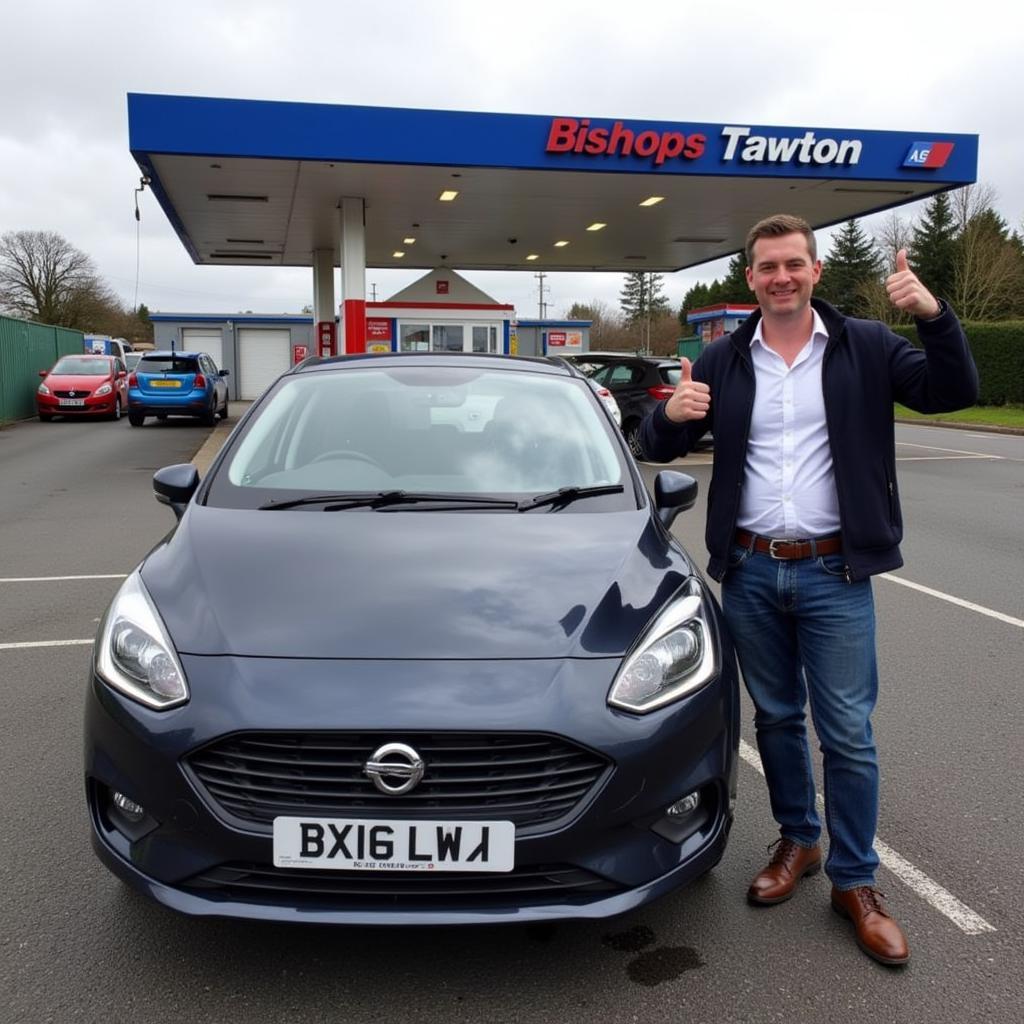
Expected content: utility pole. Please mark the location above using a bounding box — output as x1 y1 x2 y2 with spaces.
534 272 548 320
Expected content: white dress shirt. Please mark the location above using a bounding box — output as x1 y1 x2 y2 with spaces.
736 309 841 539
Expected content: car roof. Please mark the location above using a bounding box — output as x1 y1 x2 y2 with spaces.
141 351 205 359
566 352 677 365
292 351 586 379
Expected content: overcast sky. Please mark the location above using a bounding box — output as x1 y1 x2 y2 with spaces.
1 0 1019 321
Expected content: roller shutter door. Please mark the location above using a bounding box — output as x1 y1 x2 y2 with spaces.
238 329 290 399
181 328 223 369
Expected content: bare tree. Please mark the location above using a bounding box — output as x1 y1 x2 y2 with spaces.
949 185 1023 320
0 230 118 328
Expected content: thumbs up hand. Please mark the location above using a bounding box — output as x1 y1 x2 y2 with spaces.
886 249 941 319
665 356 711 423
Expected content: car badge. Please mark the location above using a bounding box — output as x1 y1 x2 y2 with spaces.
363 742 425 795
69 391 76 397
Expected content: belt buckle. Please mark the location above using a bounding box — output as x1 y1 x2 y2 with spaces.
768 538 787 560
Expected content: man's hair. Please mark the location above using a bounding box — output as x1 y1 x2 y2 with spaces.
745 214 817 264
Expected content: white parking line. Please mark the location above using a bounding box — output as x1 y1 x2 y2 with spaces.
0 574 127 583
879 574 1024 629
896 441 1004 459
0 638 93 651
738 740 996 935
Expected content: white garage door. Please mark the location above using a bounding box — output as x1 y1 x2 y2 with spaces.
238 329 291 399
181 328 223 369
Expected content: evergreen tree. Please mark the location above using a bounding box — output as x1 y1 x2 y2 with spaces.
718 253 751 304
909 192 957 300
818 219 882 317
679 282 712 329
619 272 669 325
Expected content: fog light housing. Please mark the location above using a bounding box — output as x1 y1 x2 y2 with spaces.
667 791 701 819
112 791 145 822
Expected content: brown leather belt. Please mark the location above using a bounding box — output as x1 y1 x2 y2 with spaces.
735 528 843 560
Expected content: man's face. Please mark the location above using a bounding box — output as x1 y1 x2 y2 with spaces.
745 232 821 317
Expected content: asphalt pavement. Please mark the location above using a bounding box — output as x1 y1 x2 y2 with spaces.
1 409 1021 1024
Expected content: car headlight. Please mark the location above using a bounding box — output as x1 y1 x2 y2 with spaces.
608 578 717 713
94 383 113 397
94 571 189 709
38 382 50 395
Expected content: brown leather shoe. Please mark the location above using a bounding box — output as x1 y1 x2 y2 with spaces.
747 838 822 905
831 886 910 966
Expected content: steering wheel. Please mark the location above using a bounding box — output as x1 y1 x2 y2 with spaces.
308 449 385 469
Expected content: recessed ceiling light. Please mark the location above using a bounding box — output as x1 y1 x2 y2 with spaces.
673 236 727 243
403 237 416 244
393 251 405 258
639 196 665 207
438 190 459 202
554 240 570 247
587 223 607 231
526 254 539 261
207 194 269 203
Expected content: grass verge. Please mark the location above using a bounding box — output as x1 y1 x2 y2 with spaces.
894 404 1024 429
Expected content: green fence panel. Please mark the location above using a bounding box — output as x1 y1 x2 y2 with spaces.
0 315 85 423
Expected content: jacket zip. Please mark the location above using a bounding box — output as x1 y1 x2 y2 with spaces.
821 329 854 583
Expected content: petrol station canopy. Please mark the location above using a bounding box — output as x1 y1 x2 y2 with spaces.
128 93 978 275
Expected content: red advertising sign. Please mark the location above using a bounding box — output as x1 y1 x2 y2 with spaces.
317 321 337 357
436 280 450 295
292 344 309 364
366 318 393 341
548 331 567 347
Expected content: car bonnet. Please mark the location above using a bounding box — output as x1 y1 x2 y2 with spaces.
140 505 692 660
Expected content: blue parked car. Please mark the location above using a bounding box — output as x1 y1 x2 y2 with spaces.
85 352 739 924
128 350 229 427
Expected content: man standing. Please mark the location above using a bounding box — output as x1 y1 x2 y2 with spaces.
641 214 977 966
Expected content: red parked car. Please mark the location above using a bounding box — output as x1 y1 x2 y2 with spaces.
37 354 129 422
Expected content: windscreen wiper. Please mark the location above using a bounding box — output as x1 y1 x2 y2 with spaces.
517 484 625 512
259 490 520 511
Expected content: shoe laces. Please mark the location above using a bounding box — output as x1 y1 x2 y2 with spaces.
853 886 891 918
766 837 804 868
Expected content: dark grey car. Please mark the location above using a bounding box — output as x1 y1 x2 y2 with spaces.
565 354 682 458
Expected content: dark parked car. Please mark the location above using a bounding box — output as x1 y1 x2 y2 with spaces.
564 353 683 458
36 354 128 421
85 352 738 925
128 350 229 427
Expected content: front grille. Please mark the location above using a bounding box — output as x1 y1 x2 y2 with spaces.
182 861 622 907
53 390 93 398
186 731 610 830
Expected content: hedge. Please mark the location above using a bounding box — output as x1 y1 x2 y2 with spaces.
891 320 1024 406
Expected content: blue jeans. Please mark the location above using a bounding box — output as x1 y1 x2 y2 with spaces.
721 543 880 890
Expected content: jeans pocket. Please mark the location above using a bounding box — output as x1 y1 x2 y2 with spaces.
727 543 751 569
816 553 848 578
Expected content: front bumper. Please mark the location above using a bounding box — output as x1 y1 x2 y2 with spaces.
38 394 117 416
85 651 739 924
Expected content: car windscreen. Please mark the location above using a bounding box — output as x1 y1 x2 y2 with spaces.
51 357 111 375
139 357 200 374
207 366 632 508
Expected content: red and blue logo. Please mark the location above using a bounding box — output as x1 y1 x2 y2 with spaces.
903 141 955 168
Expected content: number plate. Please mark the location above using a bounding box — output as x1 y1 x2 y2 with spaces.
273 817 515 872
151 379 182 388
59 398 86 407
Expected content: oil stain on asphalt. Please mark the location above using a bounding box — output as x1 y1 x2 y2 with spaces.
602 926 704 986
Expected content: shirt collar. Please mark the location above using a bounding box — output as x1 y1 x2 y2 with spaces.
750 308 829 349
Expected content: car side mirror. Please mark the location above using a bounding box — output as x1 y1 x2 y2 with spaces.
153 463 200 520
117 370 127 379
38 369 48 378
219 369 230 377
654 470 698 530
